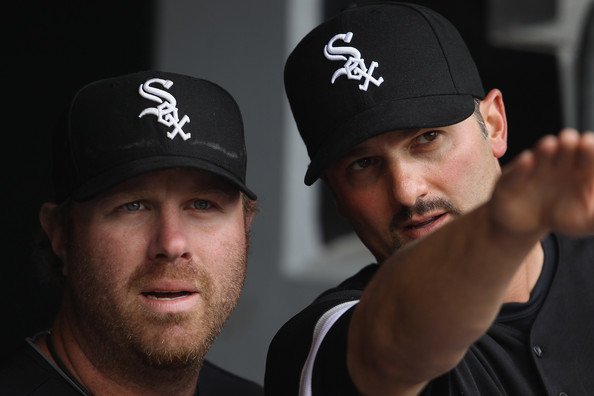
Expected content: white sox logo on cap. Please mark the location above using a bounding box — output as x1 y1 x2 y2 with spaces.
138 78 191 140
323 32 384 91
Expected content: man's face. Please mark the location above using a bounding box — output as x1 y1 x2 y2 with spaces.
61 168 251 370
325 113 505 262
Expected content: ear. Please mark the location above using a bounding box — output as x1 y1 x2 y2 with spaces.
244 207 256 231
242 193 259 232
321 178 349 217
480 88 508 159
334 199 350 219
39 203 69 275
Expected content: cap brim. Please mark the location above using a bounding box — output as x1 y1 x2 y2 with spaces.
71 156 257 201
304 94 477 185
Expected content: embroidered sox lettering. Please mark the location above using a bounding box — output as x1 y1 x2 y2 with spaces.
323 32 384 91
138 78 191 140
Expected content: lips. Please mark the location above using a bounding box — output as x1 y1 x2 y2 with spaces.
403 213 446 230
139 281 201 313
142 291 194 300
398 212 449 240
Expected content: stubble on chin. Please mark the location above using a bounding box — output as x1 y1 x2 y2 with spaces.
64 242 247 378
130 264 246 371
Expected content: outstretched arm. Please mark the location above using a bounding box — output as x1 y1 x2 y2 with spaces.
347 129 594 395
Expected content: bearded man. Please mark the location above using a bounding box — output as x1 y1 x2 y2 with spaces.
1 70 262 396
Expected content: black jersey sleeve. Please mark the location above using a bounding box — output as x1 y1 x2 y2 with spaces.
264 264 377 396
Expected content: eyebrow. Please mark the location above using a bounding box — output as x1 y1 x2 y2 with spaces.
342 128 422 158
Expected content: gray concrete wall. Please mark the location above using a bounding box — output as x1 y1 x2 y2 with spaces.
153 0 334 384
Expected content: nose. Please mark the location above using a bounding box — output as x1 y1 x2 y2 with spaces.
387 161 429 208
148 207 192 262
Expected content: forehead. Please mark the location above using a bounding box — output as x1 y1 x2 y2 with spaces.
345 128 421 155
98 168 238 198
335 113 478 161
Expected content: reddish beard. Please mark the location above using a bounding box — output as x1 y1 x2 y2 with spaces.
64 239 247 379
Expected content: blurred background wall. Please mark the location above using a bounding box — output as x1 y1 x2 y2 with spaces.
2 0 593 385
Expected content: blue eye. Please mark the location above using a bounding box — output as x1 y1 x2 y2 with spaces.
193 200 212 210
123 202 143 211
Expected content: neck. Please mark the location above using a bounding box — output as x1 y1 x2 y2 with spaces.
36 308 201 396
502 242 544 303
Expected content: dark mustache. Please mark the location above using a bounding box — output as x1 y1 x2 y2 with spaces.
390 198 462 230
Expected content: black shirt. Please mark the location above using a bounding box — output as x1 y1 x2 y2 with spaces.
0 336 263 396
265 234 594 395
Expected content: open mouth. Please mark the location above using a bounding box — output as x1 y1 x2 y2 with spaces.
142 291 193 300
404 213 446 230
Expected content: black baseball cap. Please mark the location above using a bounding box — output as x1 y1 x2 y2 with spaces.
52 70 256 202
285 2 485 185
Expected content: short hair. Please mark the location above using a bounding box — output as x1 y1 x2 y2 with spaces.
473 98 488 138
